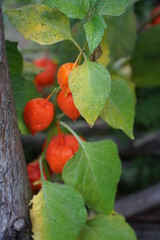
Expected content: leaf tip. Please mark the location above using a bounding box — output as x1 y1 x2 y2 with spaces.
128 131 134 140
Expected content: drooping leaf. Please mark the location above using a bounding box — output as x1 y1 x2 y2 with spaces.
101 79 135 139
69 60 111 126
5 4 72 45
43 0 90 19
105 7 137 65
132 25 160 87
98 0 129 16
30 181 87 240
63 140 121 214
79 214 137 240
11 75 40 134
6 40 23 75
84 14 107 54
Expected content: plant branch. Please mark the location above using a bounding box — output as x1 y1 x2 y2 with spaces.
70 37 82 53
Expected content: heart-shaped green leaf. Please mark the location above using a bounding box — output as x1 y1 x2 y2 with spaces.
43 0 90 19
79 214 137 240
62 139 121 214
30 181 87 240
84 14 107 54
101 79 135 139
69 60 111 126
5 4 72 45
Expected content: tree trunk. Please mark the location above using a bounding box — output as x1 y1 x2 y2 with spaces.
0 3 32 240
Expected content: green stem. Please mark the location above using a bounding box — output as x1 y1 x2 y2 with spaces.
39 155 45 183
38 86 62 183
59 121 83 146
73 41 89 67
73 50 83 68
83 41 88 52
83 52 88 62
53 88 60 119
56 112 65 120
42 158 51 181
43 87 59 105
70 38 82 53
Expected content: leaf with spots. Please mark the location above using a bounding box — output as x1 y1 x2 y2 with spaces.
79 214 137 240
100 79 135 139
62 135 121 214
30 180 87 240
69 60 111 126
5 4 72 45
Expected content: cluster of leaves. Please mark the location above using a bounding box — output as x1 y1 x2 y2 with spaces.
5 1 135 138
4 1 138 239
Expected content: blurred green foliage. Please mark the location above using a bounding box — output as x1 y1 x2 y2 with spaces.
132 25 160 87
3 0 160 194
135 89 160 130
120 156 160 194
106 7 137 67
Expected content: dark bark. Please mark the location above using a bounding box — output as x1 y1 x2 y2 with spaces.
0 4 32 240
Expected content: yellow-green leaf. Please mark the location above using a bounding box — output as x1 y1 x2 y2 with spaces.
69 60 111 126
79 214 137 240
97 33 110 67
101 79 135 139
5 4 72 45
62 139 121 214
30 181 87 240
